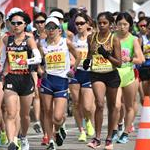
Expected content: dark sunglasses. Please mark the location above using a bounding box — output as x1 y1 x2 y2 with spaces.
11 21 24 26
75 21 86 26
139 24 147 28
45 25 58 30
35 20 45 24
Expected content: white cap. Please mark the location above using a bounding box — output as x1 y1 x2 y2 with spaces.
45 17 60 26
6 7 23 20
49 11 64 19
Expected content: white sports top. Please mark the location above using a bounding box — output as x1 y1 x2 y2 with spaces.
72 34 88 70
41 37 70 78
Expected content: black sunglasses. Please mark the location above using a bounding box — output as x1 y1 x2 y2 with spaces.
11 21 24 26
45 25 58 30
35 20 45 24
75 21 86 26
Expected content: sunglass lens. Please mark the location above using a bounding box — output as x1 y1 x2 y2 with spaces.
75 22 86 26
46 25 58 30
35 20 45 24
11 21 23 26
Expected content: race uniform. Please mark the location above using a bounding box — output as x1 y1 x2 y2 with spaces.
69 34 91 88
139 35 150 81
117 33 135 87
90 32 120 88
3 35 34 96
40 37 70 98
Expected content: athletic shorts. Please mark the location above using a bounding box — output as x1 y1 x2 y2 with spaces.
3 73 35 96
40 74 68 98
118 67 135 87
139 66 150 81
69 69 91 88
90 69 120 88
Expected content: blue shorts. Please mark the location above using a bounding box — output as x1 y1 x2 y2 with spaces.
69 69 91 88
40 74 68 98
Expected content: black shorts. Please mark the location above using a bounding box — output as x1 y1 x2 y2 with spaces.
90 70 121 88
3 73 35 96
139 66 150 81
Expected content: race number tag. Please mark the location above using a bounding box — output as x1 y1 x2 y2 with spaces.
91 54 113 73
45 51 65 71
8 51 28 70
78 48 88 68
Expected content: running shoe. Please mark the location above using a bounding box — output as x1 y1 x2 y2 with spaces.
46 139 56 150
112 130 119 142
21 136 29 150
8 142 19 150
33 121 42 133
41 136 49 145
118 123 124 137
78 131 86 142
60 126 67 140
117 132 129 144
55 131 64 146
86 120 95 137
87 137 101 149
104 138 113 150
128 123 135 133
0 131 8 145
14 137 21 150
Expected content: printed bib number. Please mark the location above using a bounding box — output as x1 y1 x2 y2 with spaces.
45 52 65 71
8 51 28 70
144 44 150 58
91 54 113 73
78 48 88 68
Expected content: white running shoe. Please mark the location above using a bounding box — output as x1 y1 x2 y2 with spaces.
21 137 29 150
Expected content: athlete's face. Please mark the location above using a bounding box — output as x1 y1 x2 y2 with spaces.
97 16 110 33
10 15 26 34
34 16 46 31
138 20 147 34
45 22 60 39
75 16 88 33
117 18 130 35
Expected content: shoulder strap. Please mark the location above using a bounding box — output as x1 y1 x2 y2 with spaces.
110 33 114 48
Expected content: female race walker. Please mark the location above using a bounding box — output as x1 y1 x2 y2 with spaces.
2 11 41 150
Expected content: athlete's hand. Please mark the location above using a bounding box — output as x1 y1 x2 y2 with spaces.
67 66 76 78
16 58 27 65
83 58 90 70
98 45 111 59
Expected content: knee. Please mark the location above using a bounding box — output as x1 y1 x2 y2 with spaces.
126 106 133 112
83 105 91 113
7 111 16 120
96 101 104 111
53 115 63 126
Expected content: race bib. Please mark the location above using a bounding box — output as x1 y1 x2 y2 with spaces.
8 51 28 70
45 51 65 71
91 54 114 73
78 48 88 68
144 44 150 58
